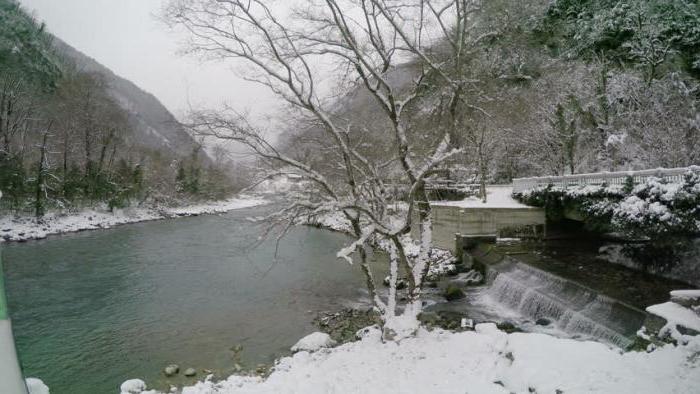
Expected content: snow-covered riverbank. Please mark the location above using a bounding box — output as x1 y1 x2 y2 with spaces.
117 322 700 394
0 196 267 243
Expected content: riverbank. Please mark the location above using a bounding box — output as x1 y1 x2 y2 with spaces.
121 322 700 394
0 196 267 243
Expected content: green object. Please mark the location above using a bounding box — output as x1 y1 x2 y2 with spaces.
444 284 466 301
0 255 7 320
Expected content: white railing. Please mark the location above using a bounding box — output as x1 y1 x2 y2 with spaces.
512 166 700 194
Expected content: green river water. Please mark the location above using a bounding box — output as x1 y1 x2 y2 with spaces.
1 205 373 394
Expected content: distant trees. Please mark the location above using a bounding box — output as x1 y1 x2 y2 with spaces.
0 0 237 216
538 0 700 79
481 0 700 178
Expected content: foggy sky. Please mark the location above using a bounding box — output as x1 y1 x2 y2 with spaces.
19 0 281 122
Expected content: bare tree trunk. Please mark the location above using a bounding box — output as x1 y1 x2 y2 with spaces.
97 128 115 174
35 122 52 218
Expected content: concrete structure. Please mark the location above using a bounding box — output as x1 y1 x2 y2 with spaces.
411 185 546 251
469 244 649 348
421 205 546 251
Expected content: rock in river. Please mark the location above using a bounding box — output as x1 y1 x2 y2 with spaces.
184 368 197 377
163 364 179 376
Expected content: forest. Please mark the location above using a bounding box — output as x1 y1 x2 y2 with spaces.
277 0 699 190
0 0 238 217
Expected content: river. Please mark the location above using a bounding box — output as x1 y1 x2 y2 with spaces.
3 205 694 393
2 205 377 393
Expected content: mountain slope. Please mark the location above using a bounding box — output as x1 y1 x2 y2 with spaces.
51 38 205 161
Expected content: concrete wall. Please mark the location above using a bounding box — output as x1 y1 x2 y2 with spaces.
414 205 546 251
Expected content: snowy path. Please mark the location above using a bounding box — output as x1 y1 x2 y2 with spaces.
0 196 267 243
431 185 533 209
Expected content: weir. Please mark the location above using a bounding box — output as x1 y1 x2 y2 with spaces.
483 258 647 347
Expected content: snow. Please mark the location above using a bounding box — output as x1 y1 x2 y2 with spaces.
25 378 49 394
290 332 336 352
166 197 266 216
306 212 352 233
432 185 533 209
0 196 267 243
120 379 147 394
646 302 700 333
669 290 700 300
128 323 700 394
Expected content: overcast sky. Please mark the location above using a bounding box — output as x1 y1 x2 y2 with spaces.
19 0 280 122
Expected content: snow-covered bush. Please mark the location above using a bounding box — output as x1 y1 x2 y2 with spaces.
515 170 700 237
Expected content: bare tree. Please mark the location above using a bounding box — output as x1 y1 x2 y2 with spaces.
0 73 34 158
164 0 490 337
34 121 53 218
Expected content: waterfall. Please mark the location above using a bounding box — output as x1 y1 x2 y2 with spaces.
484 258 646 347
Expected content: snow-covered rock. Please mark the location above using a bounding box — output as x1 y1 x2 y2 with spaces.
120 379 147 394
670 290 700 309
355 325 382 341
25 378 49 394
647 301 700 339
290 332 336 352
184 368 197 377
164 364 179 376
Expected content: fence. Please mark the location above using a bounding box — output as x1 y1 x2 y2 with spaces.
512 166 700 194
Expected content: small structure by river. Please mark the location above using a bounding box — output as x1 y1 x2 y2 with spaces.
415 185 546 251
419 170 699 347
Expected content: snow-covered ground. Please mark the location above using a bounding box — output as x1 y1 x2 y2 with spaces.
307 211 353 233
118 323 700 394
0 196 267 243
432 185 533 209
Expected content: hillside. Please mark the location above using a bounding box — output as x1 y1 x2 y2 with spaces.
279 0 699 187
51 38 206 161
0 0 233 216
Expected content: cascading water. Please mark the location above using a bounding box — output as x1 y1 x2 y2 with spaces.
483 258 647 347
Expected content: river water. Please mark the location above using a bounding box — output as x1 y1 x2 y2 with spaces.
3 206 695 393
2 206 377 394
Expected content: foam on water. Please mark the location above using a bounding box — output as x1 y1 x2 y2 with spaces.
483 258 647 347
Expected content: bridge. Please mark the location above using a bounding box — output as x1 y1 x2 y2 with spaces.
512 166 699 194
